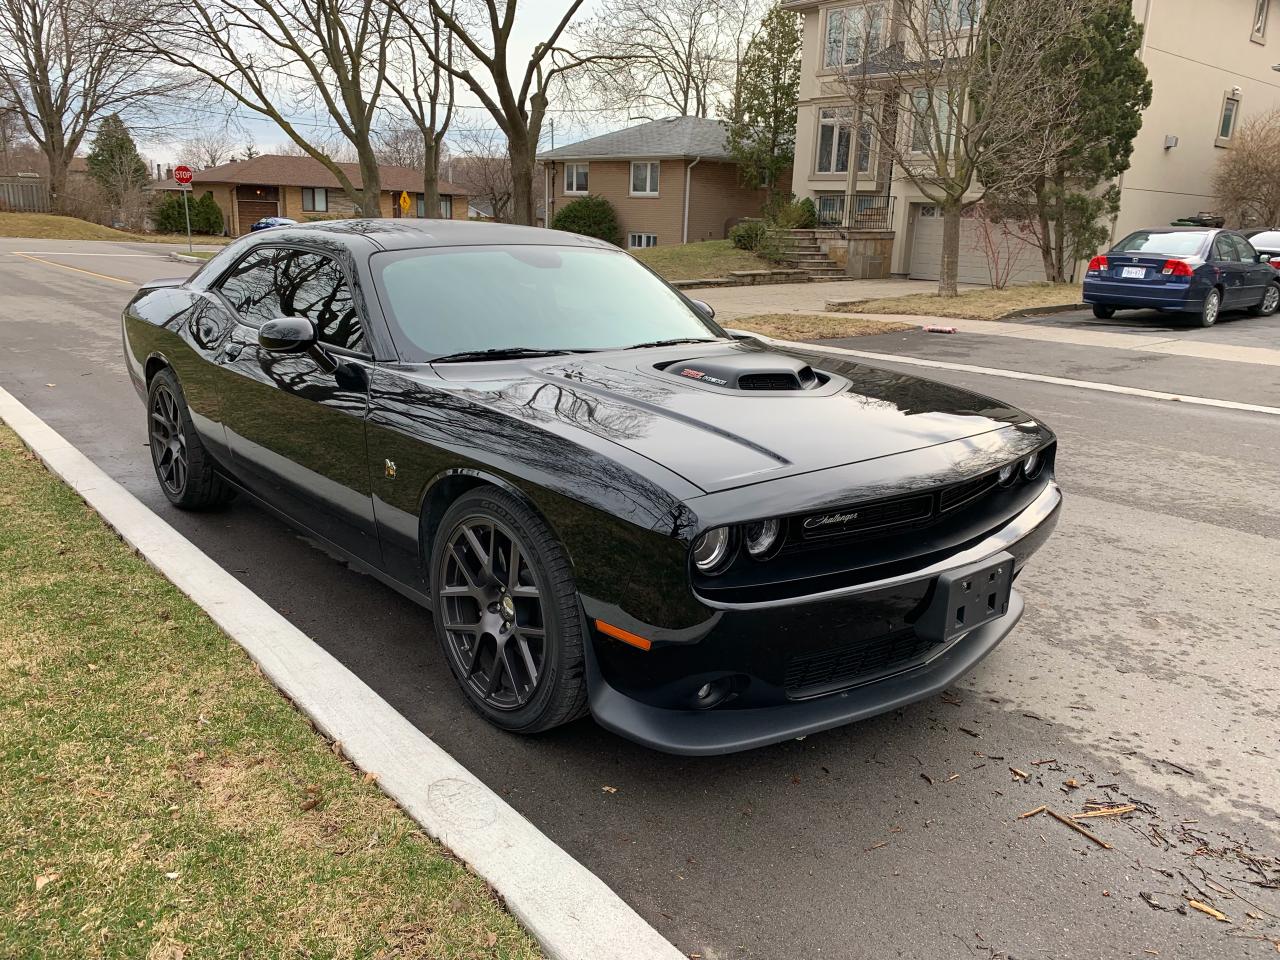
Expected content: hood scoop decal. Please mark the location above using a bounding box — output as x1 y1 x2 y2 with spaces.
658 353 823 392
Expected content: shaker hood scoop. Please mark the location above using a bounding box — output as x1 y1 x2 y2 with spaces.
434 341 1033 493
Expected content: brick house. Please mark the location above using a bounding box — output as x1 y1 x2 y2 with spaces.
156 154 469 236
536 117 771 249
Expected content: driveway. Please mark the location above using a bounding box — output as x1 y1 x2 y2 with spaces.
1015 304 1280 349
2 239 1278 960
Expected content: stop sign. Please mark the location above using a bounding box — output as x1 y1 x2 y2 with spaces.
174 165 193 185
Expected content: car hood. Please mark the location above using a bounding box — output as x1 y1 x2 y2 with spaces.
429 339 1035 494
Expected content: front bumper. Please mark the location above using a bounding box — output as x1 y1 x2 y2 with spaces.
586 482 1061 755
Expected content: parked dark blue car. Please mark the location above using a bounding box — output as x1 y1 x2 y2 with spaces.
249 216 298 232
1083 228 1280 327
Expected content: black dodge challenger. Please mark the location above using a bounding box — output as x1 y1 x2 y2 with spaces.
123 220 1060 755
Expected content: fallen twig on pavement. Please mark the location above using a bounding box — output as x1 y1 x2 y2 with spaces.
1045 808 1113 849
1019 805 1047 819
1072 805 1137 820
1187 899 1230 922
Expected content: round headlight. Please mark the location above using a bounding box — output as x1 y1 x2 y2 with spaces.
692 526 731 573
1022 451 1042 479
997 462 1018 486
743 518 781 558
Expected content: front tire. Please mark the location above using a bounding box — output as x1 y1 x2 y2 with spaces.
1197 288 1222 327
1091 304 1115 320
429 487 588 734
146 369 235 509
1249 283 1280 317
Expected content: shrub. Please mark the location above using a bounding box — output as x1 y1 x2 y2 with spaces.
551 194 622 246
729 220 767 250
152 193 187 234
795 197 818 229
191 192 224 235
151 191 224 235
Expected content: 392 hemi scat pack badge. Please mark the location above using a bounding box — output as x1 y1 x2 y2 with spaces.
123 218 1060 755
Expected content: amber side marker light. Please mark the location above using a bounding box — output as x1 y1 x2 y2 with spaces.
594 619 652 651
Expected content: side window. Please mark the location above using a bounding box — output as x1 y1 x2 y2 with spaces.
280 251 367 353
1211 236 1233 262
216 249 286 325
1230 235 1258 262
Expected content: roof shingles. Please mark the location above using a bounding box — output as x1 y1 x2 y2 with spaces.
182 154 464 195
537 117 732 161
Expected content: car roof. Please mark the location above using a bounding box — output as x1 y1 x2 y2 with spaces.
254 218 617 252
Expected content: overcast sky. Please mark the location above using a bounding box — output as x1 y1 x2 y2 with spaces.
147 0 622 166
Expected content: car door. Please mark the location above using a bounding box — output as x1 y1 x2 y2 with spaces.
1210 233 1245 308
1228 233 1271 306
209 245 382 565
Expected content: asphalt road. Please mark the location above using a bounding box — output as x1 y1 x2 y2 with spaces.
3 239 1278 960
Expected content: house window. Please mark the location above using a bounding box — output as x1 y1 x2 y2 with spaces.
816 108 874 174
439 196 452 218
929 0 980 32
630 161 660 196
564 163 589 194
302 187 328 212
415 194 426 217
823 3 887 69
910 88 956 154
1217 91 1240 146
628 233 658 249
1254 0 1268 42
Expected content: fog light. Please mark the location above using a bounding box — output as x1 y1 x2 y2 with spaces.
1022 451 1042 479
691 676 734 709
743 518 781 558
692 526 731 573
696 683 713 699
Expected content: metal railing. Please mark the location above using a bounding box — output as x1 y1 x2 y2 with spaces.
0 178 50 213
814 193 895 230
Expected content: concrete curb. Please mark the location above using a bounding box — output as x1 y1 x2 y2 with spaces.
996 302 1086 321
0 385 686 960
168 252 207 264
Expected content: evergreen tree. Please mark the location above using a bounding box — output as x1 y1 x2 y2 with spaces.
86 114 150 207
721 5 801 193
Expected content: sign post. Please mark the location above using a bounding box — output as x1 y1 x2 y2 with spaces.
173 165 194 253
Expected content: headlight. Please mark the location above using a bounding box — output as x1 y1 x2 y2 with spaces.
1022 451 1042 479
743 518 781 558
692 526 731 573
997 462 1018 486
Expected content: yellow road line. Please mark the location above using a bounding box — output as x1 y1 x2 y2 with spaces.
12 251 134 285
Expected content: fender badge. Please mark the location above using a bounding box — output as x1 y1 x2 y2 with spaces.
384 459 397 479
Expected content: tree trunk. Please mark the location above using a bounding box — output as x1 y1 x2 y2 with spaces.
1033 175 1057 283
355 145 383 216
938 202 963 297
508 134 536 227
422 138 442 218
1051 168 1067 282
44 142 71 214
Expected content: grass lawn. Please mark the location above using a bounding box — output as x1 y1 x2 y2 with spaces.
0 212 229 246
632 239 771 281
732 313 914 341
0 425 542 959
832 282 1083 321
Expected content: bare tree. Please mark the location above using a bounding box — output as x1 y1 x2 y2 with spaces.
569 0 753 119
839 0 1089 295
182 125 241 169
448 127 513 221
148 0 395 216
384 0 617 226
1212 107 1280 229
0 0 173 210
384 0 456 217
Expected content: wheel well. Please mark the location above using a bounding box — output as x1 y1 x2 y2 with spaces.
144 356 169 386
419 474 493 567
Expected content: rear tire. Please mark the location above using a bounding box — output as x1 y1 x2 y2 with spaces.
1197 288 1222 327
1091 304 1115 320
146 369 235 510
429 487 589 734
1249 283 1280 317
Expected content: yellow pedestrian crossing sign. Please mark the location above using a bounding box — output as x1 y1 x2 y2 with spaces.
399 191 411 214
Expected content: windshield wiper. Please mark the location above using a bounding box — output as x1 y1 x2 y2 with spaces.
431 347 585 364
623 337 719 350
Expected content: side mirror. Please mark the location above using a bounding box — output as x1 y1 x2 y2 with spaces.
691 298 715 320
258 316 317 354
1260 252 1273 264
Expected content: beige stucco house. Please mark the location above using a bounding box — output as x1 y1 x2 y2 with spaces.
157 155 469 236
536 117 771 249
785 0 1280 283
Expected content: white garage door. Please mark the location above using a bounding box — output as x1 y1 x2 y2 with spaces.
908 205 1046 285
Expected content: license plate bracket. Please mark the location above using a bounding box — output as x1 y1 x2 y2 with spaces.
1121 266 1146 279
916 552 1014 644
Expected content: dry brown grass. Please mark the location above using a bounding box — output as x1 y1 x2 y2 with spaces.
830 282 1083 321
732 313 914 341
0 425 542 960
0 212 229 245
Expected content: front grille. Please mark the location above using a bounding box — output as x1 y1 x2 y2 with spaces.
940 472 998 512
739 373 800 390
798 492 933 540
784 629 940 697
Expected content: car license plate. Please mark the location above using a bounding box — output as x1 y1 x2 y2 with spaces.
1121 266 1146 279
916 552 1014 644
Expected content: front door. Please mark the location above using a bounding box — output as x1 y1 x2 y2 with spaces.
1229 233 1272 307
208 245 381 565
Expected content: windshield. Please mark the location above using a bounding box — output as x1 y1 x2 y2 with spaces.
1113 231 1209 257
372 244 721 361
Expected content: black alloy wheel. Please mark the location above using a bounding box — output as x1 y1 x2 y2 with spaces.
430 488 588 732
146 368 235 509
